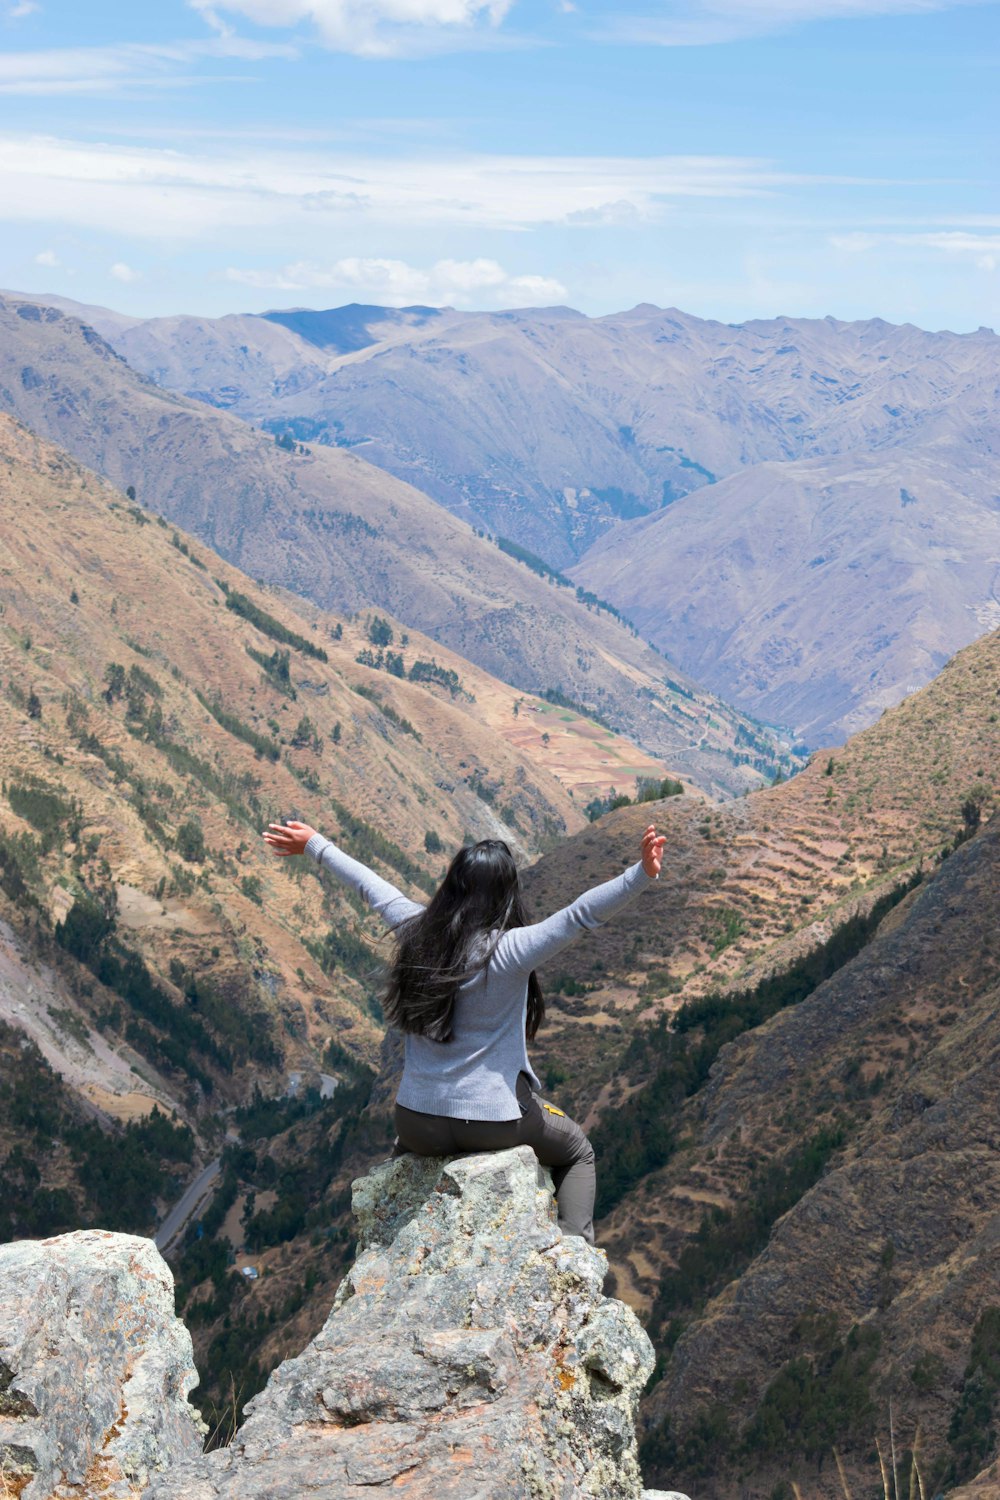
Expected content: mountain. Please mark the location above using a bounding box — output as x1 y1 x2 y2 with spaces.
0 405 674 1211
506 627 999 1499
636 807 1000 1500
571 444 1000 744
0 294 791 797
27 291 999 748
133 622 994 1474
515 624 999 1128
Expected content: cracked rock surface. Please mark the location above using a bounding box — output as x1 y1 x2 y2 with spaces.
0 1229 206 1499
150 1145 656 1499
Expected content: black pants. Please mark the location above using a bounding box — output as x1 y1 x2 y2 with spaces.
392 1070 597 1243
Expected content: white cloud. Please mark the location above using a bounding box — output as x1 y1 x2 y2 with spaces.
0 36 296 96
110 261 140 282
0 133 820 240
566 198 646 226
7 2 41 17
832 229 1000 270
189 0 516 57
225 254 566 306
34 247 58 265
596 0 994 46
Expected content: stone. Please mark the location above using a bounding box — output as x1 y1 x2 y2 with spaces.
0 1229 206 1499
149 1145 657 1498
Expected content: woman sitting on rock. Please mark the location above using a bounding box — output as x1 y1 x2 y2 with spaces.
262 819 665 1245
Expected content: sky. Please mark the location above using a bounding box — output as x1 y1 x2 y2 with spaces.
0 0 998 329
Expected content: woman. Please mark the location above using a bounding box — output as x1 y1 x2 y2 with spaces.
263 818 665 1244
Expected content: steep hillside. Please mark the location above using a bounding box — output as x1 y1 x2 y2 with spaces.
18 571 983 1453
0 407 676 1207
507 631 999 1499
573 444 1000 743
46 290 1000 748
635 812 1000 1500
515 626 998 1130
0 294 792 796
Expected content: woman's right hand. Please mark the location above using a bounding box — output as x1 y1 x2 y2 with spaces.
641 824 667 879
262 820 317 857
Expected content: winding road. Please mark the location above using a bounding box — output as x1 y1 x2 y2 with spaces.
154 1157 223 1253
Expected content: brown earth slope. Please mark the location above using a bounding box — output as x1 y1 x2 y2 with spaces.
0 407 670 1166
635 810 1000 1500
0 294 792 796
517 626 998 1130
572 443 1000 744
29 291 999 747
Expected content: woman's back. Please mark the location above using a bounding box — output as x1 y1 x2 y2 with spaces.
263 818 666 1244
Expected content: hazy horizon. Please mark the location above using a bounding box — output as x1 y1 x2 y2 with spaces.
1 0 997 332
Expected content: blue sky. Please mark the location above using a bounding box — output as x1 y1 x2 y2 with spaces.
1 0 997 329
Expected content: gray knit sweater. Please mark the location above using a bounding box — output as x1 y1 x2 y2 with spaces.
305 831 656 1121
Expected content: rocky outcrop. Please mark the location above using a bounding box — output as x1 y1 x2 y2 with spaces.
0 1230 206 1498
2 1148 661 1498
149 1145 655 1498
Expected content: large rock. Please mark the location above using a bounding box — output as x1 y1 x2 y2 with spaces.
0 1229 206 1498
149 1145 656 1498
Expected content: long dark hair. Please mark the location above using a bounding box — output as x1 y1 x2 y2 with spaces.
382 839 544 1045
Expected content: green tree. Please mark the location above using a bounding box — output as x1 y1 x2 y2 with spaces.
103 662 126 702
176 819 206 863
368 616 393 648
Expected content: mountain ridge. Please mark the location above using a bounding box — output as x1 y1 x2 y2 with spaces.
0 293 789 795
19 287 998 747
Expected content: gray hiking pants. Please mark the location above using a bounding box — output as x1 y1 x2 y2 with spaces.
392 1069 597 1243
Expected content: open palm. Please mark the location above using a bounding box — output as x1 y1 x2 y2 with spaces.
262 820 316 857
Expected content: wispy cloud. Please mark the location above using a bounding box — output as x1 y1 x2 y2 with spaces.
595 0 997 47
833 228 1000 271
189 0 521 58
0 133 843 239
34 247 58 266
7 1 41 18
110 260 141 282
0 35 296 96
226 254 566 305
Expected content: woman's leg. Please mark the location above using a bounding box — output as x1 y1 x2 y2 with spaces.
393 1103 462 1156
512 1073 596 1244
393 1085 596 1245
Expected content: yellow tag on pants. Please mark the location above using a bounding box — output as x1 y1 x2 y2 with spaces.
542 1103 565 1117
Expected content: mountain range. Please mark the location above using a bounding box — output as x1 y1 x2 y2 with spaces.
0 402 676 1201
15 291 997 747
2 284 999 1495
0 293 792 797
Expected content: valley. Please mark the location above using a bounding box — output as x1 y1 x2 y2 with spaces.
0 290 997 1495
0 294 791 798
29 290 997 748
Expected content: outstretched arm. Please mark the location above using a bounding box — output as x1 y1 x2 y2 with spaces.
494 824 665 974
262 820 425 931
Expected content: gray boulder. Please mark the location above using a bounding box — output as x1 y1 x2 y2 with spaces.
150 1145 656 1498
0 1228 206 1499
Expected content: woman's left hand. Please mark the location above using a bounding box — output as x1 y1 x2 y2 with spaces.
641 824 667 879
262 820 317 857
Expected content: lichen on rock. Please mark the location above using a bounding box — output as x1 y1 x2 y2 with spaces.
0 1229 206 1499
150 1144 656 1498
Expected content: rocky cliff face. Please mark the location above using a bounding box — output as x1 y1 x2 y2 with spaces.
0 1230 205 1498
0 1148 666 1499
